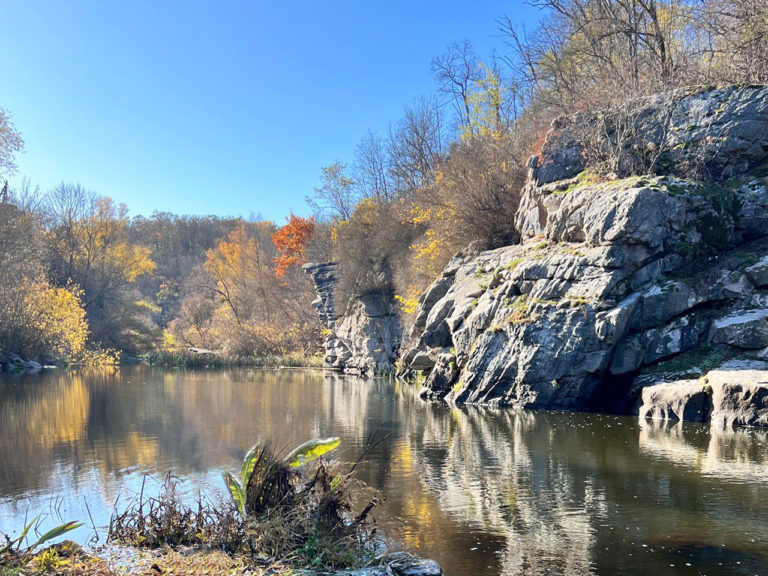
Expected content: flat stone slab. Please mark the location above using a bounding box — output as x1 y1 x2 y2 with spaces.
638 367 768 428
638 379 712 422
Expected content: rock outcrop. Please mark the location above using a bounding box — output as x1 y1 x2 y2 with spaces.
637 361 768 429
304 262 400 376
399 85 768 423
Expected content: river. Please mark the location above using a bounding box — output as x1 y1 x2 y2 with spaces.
1 366 767 575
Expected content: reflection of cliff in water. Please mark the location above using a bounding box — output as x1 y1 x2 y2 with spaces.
638 419 768 483
399 406 768 576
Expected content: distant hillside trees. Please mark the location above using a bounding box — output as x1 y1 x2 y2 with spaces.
168 220 320 357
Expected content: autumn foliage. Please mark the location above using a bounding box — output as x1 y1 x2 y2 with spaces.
272 214 315 277
168 221 321 358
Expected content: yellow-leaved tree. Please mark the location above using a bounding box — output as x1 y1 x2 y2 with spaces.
18 280 89 361
169 222 321 358
46 184 157 353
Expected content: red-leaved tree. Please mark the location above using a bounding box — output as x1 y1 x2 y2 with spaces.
272 213 315 277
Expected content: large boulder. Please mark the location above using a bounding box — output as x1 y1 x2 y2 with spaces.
637 362 768 429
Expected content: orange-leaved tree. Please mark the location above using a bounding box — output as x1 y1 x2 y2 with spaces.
272 213 315 277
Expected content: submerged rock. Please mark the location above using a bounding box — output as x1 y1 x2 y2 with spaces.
343 554 443 576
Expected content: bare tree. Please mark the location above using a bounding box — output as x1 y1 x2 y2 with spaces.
306 161 358 222
0 109 25 197
387 97 445 196
498 0 706 114
431 41 481 130
697 0 768 83
354 131 392 202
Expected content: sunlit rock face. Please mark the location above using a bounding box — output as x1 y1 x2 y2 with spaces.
303 262 400 376
638 362 768 429
400 85 768 417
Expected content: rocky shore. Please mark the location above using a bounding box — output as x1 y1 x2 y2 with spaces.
0 352 51 372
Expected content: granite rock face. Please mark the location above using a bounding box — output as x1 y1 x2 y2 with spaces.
399 85 768 422
517 85 767 239
304 262 400 376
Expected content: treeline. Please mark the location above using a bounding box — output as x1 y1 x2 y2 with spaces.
0 177 324 362
309 0 768 313
1 0 766 361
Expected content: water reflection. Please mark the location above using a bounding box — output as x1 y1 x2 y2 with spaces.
1 367 767 576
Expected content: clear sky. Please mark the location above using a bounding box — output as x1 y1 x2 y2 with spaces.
2 1 539 222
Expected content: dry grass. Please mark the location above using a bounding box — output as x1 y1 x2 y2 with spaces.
108 474 245 552
1 544 291 576
107 437 386 572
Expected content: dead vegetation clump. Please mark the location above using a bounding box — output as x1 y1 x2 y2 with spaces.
107 473 245 552
107 436 385 572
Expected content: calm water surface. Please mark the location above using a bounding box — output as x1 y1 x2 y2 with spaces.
1 366 767 576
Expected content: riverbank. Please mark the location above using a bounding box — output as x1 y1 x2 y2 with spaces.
1 436 442 576
0 350 324 373
141 349 324 370
1 544 440 576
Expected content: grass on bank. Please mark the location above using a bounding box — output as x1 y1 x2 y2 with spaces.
141 349 324 369
108 437 382 570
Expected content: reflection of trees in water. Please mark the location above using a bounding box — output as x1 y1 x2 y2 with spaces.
0 368 335 499
1 369 99 493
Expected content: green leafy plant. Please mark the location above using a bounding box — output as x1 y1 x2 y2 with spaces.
0 516 83 557
224 438 341 515
284 437 341 468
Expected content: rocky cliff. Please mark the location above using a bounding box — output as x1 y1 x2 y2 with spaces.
303 262 400 375
399 85 768 424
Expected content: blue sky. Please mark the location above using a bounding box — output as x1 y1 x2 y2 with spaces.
2 1 539 221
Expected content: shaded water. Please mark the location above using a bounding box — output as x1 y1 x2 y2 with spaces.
1 366 767 575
